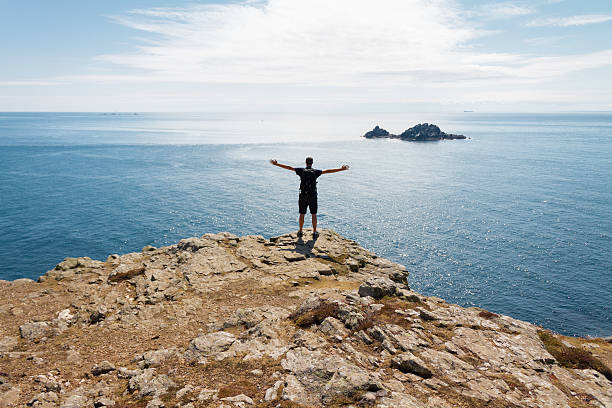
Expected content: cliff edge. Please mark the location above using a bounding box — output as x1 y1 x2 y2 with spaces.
0 230 610 408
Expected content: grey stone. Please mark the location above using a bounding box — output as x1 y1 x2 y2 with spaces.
318 317 348 339
19 321 53 342
92 361 116 376
94 397 116 407
392 352 433 378
264 380 283 401
220 393 254 404
0 336 18 352
128 369 176 398
358 277 396 299
186 331 236 361
60 394 89 408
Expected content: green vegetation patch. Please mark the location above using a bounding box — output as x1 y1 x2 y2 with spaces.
538 330 612 381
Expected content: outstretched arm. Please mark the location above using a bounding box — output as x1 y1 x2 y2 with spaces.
270 159 295 172
322 164 350 174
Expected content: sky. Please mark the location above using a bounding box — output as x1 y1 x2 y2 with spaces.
1 0 612 112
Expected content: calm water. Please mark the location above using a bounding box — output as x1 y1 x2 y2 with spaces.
1 112 611 337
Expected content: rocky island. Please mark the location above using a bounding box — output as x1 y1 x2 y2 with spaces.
0 230 610 408
363 124 466 141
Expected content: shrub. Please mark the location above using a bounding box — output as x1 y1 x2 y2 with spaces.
290 301 339 327
538 330 612 381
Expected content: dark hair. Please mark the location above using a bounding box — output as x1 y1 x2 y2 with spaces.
305 157 313 166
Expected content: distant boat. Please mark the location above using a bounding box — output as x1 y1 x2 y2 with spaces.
464 110 474 113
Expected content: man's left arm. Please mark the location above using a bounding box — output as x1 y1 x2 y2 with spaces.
321 164 350 174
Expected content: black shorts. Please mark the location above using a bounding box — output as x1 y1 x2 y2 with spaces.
299 193 318 214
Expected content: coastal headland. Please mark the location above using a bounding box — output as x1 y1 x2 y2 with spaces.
0 230 610 407
363 124 467 141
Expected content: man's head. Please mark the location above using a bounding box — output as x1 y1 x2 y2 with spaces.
305 157 313 167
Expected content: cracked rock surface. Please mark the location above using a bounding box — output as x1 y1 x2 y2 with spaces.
0 229 610 407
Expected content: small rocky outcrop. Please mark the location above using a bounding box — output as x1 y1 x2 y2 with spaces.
363 123 467 141
0 229 610 407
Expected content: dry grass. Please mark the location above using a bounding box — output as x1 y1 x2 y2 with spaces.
353 297 420 332
289 301 339 327
478 310 499 319
548 373 596 408
538 330 612 381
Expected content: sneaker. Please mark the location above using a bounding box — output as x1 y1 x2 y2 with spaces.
313 231 319 239
297 231 303 237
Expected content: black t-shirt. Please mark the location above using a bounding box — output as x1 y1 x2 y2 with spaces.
295 167 323 194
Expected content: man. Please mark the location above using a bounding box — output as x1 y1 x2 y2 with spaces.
270 157 350 238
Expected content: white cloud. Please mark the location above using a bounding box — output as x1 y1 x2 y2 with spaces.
93 1 612 88
471 2 533 20
99 0 485 86
527 14 612 27
15 0 605 111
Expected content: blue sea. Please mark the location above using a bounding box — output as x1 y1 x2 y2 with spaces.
1 112 611 337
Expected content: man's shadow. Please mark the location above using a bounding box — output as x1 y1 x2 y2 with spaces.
292 234 319 257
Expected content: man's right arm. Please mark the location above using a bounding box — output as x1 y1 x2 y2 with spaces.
270 159 295 171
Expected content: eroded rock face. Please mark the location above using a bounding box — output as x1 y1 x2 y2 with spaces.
0 229 610 408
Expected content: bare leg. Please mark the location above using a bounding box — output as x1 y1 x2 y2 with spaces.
299 214 305 233
312 214 317 234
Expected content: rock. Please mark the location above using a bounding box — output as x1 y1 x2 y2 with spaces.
284 252 306 262
363 123 466 141
220 394 253 405
363 125 390 138
19 321 53 342
358 277 396 299
185 332 236 362
92 361 116 376
197 388 218 402
142 245 157 253
0 336 18 352
264 380 283 401
318 317 348 339
89 311 106 324
146 397 164 408
135 348 179 368
60 394 89 408
94 397 116 407
392 352 433 378
56 257 79 271
0 387 20 406
57 309 76 324
117 367 140 378
223 307 289 329
176 384 194 400
128 369 175 398
108 264 145 282
2 230 611 408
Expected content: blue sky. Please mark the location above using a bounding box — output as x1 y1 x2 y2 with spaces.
1 0 612 111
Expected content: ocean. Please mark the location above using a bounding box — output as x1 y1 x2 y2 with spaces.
1 112 610 337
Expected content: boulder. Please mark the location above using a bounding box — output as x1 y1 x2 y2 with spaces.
92 361 116 376
19 322 53 342
185 331 236 362
358 277 396 299
392 352 433 378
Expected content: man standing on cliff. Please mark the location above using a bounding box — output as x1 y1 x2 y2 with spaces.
270 157 349 238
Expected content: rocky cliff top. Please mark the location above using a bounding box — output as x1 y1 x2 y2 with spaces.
0 230 610 408
363 124 466 141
